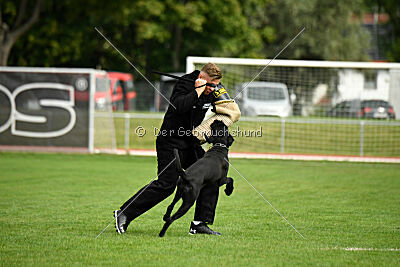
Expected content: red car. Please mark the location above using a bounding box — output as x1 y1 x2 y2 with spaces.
107 72 136 111
93 72 136 111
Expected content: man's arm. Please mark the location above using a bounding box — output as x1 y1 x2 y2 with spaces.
171 79 206 113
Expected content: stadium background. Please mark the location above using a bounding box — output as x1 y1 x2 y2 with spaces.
1 1 400 266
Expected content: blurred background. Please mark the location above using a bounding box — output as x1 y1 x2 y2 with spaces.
3 0 400 66
2 0 400 110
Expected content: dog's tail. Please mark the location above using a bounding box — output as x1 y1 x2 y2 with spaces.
173 149 186 179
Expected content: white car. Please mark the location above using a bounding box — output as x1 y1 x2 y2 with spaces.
235 82 295 117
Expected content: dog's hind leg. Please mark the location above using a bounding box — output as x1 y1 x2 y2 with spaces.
159 219 172 237
159 188 199 237
163 179 184 221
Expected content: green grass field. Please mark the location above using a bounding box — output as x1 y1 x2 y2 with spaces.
1 152 399 266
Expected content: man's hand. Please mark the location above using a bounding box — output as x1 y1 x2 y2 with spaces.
195 78 207 97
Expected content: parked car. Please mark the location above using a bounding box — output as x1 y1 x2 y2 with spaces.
235 82 295 117
107 72 136 111
326 99 396 119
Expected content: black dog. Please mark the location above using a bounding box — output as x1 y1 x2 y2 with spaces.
159 120 234 237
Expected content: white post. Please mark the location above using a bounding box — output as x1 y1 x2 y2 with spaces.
281 119 286 153
124 113 130 152
186 57 196 73
360 121 364 157
88 71 95 153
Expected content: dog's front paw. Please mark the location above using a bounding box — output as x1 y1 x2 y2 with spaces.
224 178 234 196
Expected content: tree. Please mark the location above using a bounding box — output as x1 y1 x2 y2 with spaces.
264 0 370 61
161 0 271 71
365 0 400 61
0 0 42 66
6 0 371 71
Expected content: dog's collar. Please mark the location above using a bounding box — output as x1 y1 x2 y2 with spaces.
213 143 228 149
204 134 228 149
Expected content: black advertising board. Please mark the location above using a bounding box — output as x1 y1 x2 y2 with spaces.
0 68 104 151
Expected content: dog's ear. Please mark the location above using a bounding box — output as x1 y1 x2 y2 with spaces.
227 133 234 147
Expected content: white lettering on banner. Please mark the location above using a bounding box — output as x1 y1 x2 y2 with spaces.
0 84 15 134
0 83 76 138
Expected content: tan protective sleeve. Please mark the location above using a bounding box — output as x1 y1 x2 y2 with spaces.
192 100 241 142
214 100 241 123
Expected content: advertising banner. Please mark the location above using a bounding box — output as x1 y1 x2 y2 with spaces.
0 68 101 151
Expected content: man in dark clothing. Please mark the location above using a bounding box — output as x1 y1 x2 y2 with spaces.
115 63 223 235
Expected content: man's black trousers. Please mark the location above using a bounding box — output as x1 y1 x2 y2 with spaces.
120 141 219 224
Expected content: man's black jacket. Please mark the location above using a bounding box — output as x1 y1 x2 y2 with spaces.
157 70 216 149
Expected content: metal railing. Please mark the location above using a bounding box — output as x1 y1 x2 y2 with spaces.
95 112 400 157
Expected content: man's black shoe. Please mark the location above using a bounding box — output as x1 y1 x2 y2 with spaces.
114 210 128 234
189 222 221 235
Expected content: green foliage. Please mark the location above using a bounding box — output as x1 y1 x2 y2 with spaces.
4 0 376 72
265 0 370 61
365 0 400 61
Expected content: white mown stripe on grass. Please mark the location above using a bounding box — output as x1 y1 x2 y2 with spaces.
322 247 400 252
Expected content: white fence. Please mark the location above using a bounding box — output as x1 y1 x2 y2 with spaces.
96 112 400 158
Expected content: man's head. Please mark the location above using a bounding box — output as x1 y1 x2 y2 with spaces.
198 63 222 95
